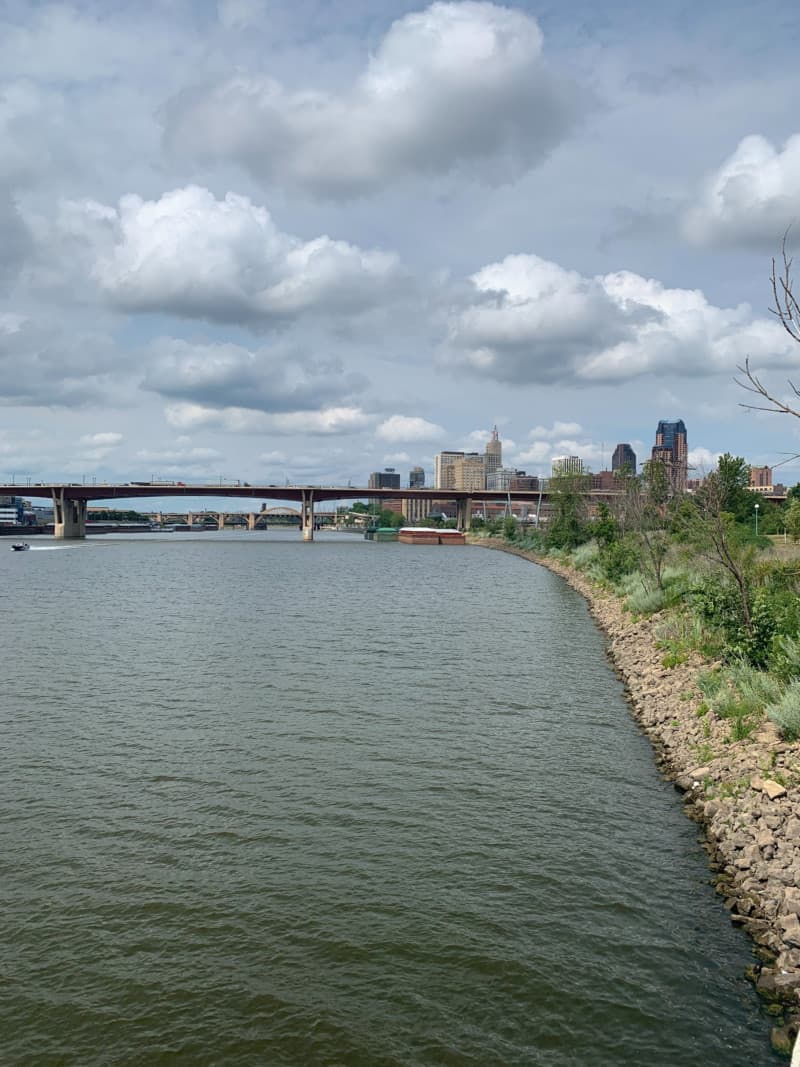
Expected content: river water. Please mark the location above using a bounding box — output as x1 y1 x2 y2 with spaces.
1 532 779 1065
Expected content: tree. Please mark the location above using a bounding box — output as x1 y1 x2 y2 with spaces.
546 471 591 549
620 460 671 591
378 508 405 528
678 464 758 638
787 499 800 542
736 237 800 429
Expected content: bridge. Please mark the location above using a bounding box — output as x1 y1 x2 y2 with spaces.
0 481 578 540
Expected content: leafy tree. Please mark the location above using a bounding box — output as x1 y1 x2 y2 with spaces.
546 471 591 549
678 464 758 642
378 508 405 528
787 499 800 541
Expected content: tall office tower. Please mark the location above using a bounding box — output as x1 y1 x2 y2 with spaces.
551 456 584 476
368 468 401 490
409 466 425 489
611 443 637 472
484 426 502 476
434 451 463 489
651 419 688 491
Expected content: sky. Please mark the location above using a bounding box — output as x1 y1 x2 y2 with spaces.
3 0 800 494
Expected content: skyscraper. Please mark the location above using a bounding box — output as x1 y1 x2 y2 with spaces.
409 466 425 489
651 419 688 491
484 426 502 475
611 443 637 473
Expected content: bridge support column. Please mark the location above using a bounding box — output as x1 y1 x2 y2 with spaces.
187 512 194 527
301 491 315 541
247 513 256 531
52 491 87 539
456 497 473 531
218 512 225 530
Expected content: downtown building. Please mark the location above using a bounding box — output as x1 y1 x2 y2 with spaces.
433 427 503 492
611 443 637 473
551 456 585 477
650 419 688 492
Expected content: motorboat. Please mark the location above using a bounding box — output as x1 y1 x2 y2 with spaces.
11 542 30 551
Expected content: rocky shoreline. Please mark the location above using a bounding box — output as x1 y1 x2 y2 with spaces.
478 539 800 1056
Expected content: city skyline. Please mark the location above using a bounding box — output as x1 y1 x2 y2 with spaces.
2 2 800 487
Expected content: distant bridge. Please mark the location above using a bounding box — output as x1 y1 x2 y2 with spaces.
2 481 605 540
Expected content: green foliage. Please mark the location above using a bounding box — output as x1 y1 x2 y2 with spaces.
626 584 666 615
503 514 518 541
786 500 800 541
767 680 800 740
546 472 591 550
570 540 600 570
770 634 800 682
589 502 618 547
600 536 640 582
378 508 405 528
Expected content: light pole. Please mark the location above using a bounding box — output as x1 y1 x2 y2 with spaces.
754 502 760 537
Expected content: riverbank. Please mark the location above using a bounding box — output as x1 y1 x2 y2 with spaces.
476 538 800 1056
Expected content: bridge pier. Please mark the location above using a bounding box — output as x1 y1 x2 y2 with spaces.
247 513 256 531
52 491 87 539
218 512 225 530
456 497 473 532
301 490 315 541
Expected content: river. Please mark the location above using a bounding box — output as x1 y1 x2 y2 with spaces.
1 532 779 1065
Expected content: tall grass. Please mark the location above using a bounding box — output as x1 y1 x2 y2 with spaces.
767 680 800 741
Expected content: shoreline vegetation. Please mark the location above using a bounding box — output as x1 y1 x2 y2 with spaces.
470 488 800 1056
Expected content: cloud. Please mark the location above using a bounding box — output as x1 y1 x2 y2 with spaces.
0 314 120 407
688 446 722 473
143 337 366 412
441 252 797 385
164 1 581 197
64 186 405 325
80 432 123 447
528 421 583 439
684 134 800 248
165 402 373 435
375 414 446 442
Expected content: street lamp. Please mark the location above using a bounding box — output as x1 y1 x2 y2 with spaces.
754 501 760 537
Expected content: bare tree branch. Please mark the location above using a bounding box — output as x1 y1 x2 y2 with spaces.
737 232 800 418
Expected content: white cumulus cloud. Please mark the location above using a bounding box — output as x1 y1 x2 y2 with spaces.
441 252 797 385
164 2 581 197
165 402 373 436
62 185 404 325
684 134 800 248
375 414 446 442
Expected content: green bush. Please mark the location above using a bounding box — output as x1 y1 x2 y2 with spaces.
600 537 639 582
766 680 800 741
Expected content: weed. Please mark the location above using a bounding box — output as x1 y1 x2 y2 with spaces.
695 742 714 764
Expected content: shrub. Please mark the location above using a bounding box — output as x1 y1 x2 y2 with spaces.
770 633 800 682
626 586 666 615
571 540 600 570
767 680 800 741
600 537 639 582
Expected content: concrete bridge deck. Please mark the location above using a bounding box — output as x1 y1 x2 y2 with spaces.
0 480 626 540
